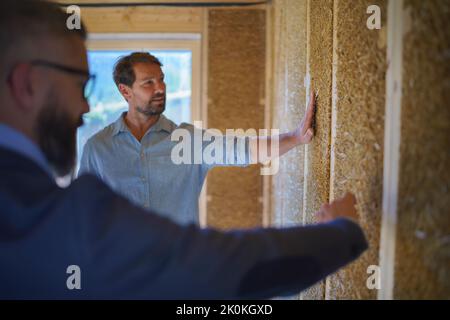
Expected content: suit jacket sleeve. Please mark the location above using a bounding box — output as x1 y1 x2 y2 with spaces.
73 175 368 299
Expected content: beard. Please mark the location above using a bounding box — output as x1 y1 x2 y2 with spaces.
136 94 166 116
35 94 83 178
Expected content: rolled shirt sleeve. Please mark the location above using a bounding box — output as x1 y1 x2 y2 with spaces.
199 127 252 169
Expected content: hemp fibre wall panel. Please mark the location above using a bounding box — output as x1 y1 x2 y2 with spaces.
326 0 387 300
394 0 450 299
270 0 308 228
269 0 308 301
206 9 266 229
301 0 334 300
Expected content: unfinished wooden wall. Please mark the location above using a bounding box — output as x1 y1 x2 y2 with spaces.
270 0 387 300
393 0 450 299
269 0 308 300
270 0 449 300
206 9 266 229
326 0 387 300
270 0 307 228
302 0 335 300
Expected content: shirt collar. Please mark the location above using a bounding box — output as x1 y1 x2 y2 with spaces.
111 112 128 136
112 112 174 136
0 124 54 178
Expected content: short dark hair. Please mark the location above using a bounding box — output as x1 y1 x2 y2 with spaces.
0 0 87 77
113 52 163 88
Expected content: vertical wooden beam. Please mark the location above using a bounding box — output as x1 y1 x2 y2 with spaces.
262 2 274 228
198 7 209 228
378 0 403 300
325 0 338 299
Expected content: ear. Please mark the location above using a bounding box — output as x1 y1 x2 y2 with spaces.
118 83 132 102
8 63 35 111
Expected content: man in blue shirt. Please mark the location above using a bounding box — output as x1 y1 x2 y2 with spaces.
79 52 317 225
0 0 367 299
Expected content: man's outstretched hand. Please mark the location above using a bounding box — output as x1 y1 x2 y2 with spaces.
252 89 316 163
294 89 316 145
316 193 359 223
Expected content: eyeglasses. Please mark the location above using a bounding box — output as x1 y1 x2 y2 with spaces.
29 60 96 100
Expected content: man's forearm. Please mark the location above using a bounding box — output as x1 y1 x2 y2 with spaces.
250 132 302 164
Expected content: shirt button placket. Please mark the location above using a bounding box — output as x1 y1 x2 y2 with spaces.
140 150 145 182
140 148 149 208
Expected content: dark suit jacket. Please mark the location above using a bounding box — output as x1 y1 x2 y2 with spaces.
0 147 368 299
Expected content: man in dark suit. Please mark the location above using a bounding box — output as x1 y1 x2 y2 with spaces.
0 0 367 299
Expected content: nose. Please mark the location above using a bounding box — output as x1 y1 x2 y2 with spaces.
154 80 166 95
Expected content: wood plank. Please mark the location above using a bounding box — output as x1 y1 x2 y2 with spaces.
76 7 203 33
58 0 266 5
378 0 403 301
